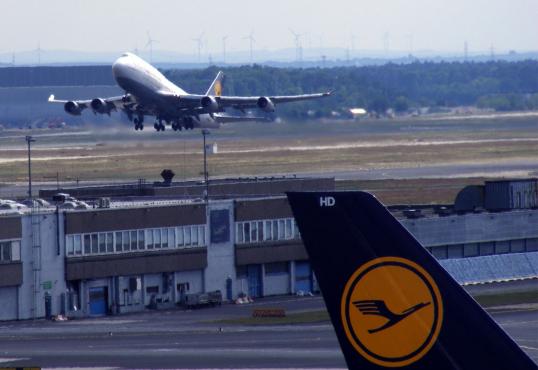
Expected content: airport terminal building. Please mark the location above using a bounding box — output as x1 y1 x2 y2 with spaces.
0 177 537 320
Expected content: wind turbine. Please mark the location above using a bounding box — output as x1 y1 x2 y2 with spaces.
145 31 158 63
192 32 205 63
350 33 357 54
34 42 44 65
243 31 255 64
289 28 303 64
222 35 229 64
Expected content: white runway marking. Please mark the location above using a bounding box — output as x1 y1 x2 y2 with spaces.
0 357 28 363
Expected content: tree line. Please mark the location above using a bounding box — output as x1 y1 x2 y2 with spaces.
164 60 538 119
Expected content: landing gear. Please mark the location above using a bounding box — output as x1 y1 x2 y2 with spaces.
183 117 195 130
134 113 144 131
154 122 165 131
172 121 182 131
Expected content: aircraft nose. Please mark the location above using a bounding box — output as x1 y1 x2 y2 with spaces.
112 55 128 79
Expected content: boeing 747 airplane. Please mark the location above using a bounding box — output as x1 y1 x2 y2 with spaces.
48 52 331 132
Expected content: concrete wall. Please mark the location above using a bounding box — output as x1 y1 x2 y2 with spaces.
0 287 18 320
18 211 67 320
175 270 204 298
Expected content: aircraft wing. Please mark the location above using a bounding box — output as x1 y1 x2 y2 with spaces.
215 91 332 109
48 94 136 115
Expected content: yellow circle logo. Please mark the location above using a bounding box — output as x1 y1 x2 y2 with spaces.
340 257 443 367
214 81 222 96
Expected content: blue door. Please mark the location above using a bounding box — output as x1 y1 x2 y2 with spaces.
295 261 312 293
247 265 263 297
89 287 107 315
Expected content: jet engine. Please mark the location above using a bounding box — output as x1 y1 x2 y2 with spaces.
201 96 219 112
257 97 275 112
64 101 82 115
91 98 111 114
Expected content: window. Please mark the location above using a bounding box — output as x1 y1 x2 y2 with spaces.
154 229 161 248
184 226 191 246
1 242 11 261
98 233 106 253
510 239 525 253
432 246 447 259
257 221 264 241
494 240 509 254
146 229 154 249
160 229 167 248
138 230 145 250
74 235 82 255
264 221 272 241
167 228 175 248
447 244 463 259
84 235 91 254
128 231 136 250
106 233 114 253
177 227 184 247
115 232 123 252
237 223 244 243
199 226 206 246
191 226 199 246
91 234 98 254
285 219 292 239
251 222 257 242
272 220 278 240
479 242 495 256
265 262 288 275
66 235 74 256
0 242 11 262
146 286 159 294
244 222 251 243
122 231 130 251
278 219 285 239
463 243 479 257
527 238 538 252
294 220 300 239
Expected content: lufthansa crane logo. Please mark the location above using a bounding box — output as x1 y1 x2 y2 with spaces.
340 257 443 367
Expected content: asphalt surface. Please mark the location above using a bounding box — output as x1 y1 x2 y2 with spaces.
0 295 536 369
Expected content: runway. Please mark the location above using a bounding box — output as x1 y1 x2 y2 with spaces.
0 296 536 369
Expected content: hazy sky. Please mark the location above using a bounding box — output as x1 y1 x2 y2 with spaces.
3 0 537 55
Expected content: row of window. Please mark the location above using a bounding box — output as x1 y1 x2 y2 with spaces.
65 225 206 257
427 238 538 260
0 240 20 262
235 218 299 244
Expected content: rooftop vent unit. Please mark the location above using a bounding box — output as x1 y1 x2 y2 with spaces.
160 169 175 187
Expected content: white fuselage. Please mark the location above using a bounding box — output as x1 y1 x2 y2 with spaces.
111 53 216 127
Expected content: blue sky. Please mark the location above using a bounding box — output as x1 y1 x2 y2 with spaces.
3 0 537 55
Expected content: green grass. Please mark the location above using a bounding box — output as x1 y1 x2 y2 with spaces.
208 291 537 326
473 291 538 307
209 310 330 325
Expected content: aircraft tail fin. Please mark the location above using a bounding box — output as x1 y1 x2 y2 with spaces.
286 191 536 370
206 71 224 96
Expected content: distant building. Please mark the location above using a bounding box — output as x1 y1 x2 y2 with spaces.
0 176 537 320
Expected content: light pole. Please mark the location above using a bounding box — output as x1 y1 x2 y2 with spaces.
202 129 210 202
25 135 36 199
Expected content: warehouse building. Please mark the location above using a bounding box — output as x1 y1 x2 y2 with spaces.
1 177 537 320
